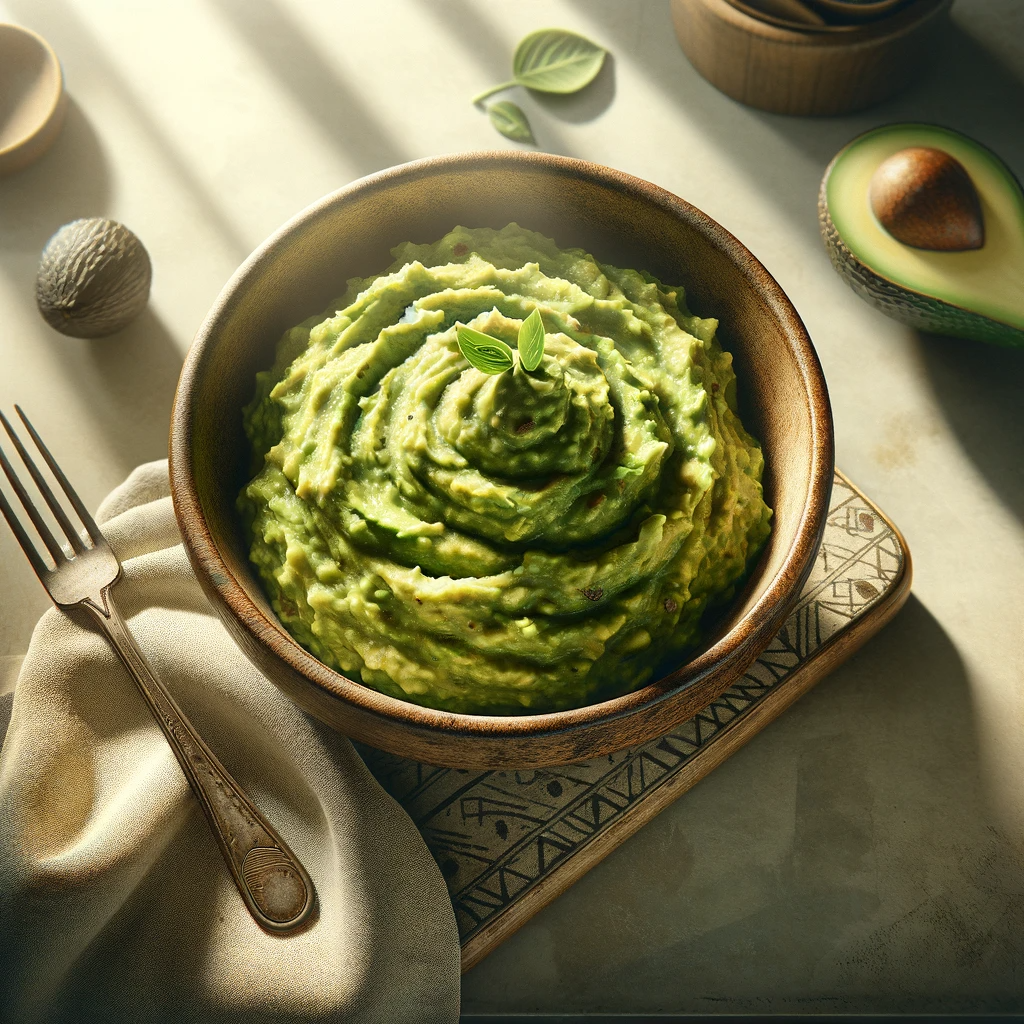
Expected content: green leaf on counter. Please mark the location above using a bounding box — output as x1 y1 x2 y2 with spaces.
512 28 606 94
457 325 515 375
517 308 546 371
471 27 607 105
488 101 535 143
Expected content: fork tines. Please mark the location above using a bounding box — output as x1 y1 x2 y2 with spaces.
0 407 102 572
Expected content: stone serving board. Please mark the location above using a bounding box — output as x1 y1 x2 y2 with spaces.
357 470 911 971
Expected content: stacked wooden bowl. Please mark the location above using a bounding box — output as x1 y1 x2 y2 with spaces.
671 0 953 115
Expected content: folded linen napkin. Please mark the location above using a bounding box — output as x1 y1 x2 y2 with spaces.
0 461 460 1023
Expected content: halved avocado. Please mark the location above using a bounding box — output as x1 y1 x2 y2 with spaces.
819 123 1024 347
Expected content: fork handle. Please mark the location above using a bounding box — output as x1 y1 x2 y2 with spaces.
82 590 315 933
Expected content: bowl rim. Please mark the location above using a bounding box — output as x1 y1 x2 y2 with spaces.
169 149 834 748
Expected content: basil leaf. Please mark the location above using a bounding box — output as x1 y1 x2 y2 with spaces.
512 28 606 95
517 308 546 371
488 100 535 143
457 325 515 375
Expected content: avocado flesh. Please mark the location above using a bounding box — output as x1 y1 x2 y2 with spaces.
823 124 1024 346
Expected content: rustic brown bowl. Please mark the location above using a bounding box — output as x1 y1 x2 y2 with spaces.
672 0 952 116
169 152 833 769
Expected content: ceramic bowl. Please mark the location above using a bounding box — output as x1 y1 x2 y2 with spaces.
169 152 834 769
0 23 66 175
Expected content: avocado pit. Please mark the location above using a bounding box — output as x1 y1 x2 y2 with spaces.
36 217 152 338
869 146 984 252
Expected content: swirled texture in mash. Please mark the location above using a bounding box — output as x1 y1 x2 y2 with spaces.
240 225 772 714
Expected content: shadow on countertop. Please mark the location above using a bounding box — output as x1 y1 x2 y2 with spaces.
918 332 1024 523
83 307 184 472
0 97 111 259
5 307 184 477
462 596 1024 1015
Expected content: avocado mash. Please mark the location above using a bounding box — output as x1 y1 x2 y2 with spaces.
240 225 771 715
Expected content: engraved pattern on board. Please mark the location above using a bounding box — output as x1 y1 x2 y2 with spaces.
357 471 904 943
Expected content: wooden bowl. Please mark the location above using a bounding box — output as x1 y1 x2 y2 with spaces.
169 152 833 769
672 0 953 116
0 23 66 175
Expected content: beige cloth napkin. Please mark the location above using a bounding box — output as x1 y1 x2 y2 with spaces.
0 461 460 1023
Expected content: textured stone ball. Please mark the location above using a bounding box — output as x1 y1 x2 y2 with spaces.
36 217 152 338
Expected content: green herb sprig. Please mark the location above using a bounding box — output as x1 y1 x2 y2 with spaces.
473 28 607 143
457 309 547 375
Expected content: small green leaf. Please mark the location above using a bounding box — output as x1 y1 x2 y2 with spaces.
488 100 534 143
457 325 515 375
612 464 644 480
512 28 606 95
517 308 546 371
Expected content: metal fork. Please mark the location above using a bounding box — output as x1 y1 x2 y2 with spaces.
0 407 315 933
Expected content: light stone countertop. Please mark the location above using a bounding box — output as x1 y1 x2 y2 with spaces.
1 0 1022 1015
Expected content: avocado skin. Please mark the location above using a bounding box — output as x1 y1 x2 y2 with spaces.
818 156 1024 349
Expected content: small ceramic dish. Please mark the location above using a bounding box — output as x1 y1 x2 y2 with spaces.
169 152 834 769
0 23 66 175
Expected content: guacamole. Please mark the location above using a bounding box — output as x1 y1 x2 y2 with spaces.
240 225 772 715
